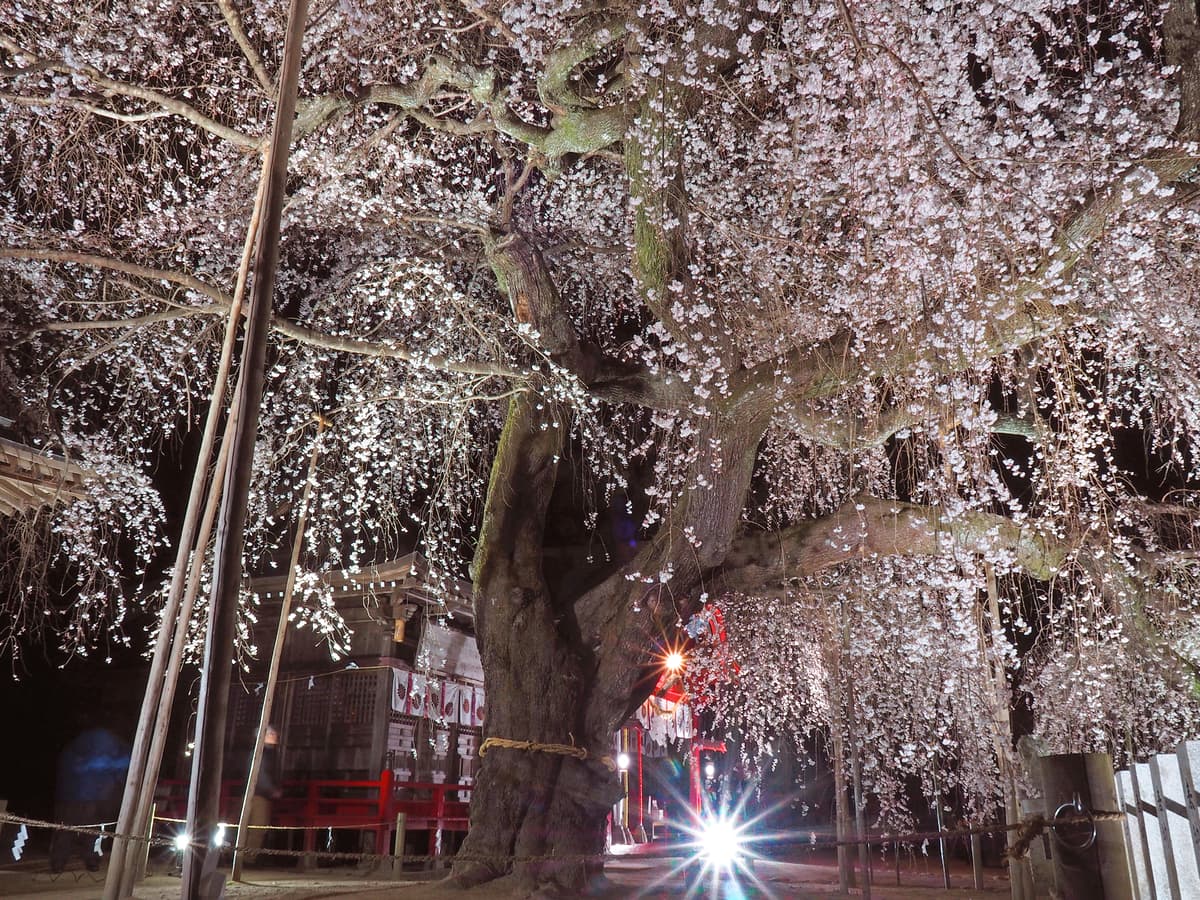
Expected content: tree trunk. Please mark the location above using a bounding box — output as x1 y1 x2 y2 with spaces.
448 391 624 897
454 228 769 896
451 655 624 895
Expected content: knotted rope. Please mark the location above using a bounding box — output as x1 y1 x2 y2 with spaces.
1004 809 1123 860
479 737 617 772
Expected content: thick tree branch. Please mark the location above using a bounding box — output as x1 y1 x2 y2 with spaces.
482 230 701 409
485 231 584 363
624 0 755 365
716 495 1069 595
714 491 1200 687
1166 0 1200 141
1 247 524 380
0 248 230 303
538 15 629 113
0 92 171 123
272 319 523 379
736 145 1200 433
781 403 1042 452
294 57 630 158
584 358 693 410
0 35 261 149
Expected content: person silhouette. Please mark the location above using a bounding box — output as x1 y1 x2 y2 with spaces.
49 727 129 873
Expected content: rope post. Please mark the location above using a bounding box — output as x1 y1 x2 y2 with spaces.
391 812 406 879
971 832 984 889
933 759 950 890
135 804 156 881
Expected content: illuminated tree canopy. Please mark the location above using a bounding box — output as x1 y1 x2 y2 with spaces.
5 0 1200 893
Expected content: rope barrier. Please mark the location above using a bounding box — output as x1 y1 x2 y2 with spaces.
797 810 1124 857
479 736 617 772
0 811 597 866
0 807 1126 867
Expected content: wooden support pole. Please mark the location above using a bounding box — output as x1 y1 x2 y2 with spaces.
1039 752 1135 900
231 417 327 881
102 153 267 900
180 2 308 895
126 151 271 890
139 803 156 878
131 407 236 885
851 737 872 899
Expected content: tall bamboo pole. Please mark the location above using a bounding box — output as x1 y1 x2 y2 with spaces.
231 416 327 881
829 612 853 893
101 157 269 900
127 399 238 887
849 691 872 900
114 149 271 898
180 2 307 893
933 757 950 889
983 564 1034 900
119 153 272 897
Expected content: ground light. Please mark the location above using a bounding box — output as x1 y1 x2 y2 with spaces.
623 774 806 900
170 832 189 878
696 814 746 871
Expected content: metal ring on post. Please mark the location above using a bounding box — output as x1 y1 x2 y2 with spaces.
1051 794 1097 851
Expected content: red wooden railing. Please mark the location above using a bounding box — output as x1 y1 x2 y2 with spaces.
155 772 474 860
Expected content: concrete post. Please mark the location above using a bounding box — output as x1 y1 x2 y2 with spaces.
1175 742 1200 889
1116 769 1152 900
1150 752 1200 898
1132 762 1170 898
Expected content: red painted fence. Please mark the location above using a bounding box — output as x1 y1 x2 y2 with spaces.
156 772 473 859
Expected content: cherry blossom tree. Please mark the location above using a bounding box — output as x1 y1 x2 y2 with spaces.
5 0 1200 894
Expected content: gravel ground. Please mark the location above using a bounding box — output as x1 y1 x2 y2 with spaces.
0 851 1011 899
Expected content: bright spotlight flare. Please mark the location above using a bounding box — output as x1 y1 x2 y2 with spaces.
695 813 749 872
663 650 685 673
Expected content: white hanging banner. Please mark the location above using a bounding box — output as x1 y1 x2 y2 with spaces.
407 674 427 717
424 676 443 720
391 668 412 713
471 686 486 728
675 702 694 739
440 682 460 722
392 666 482 724
458 685 474 725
